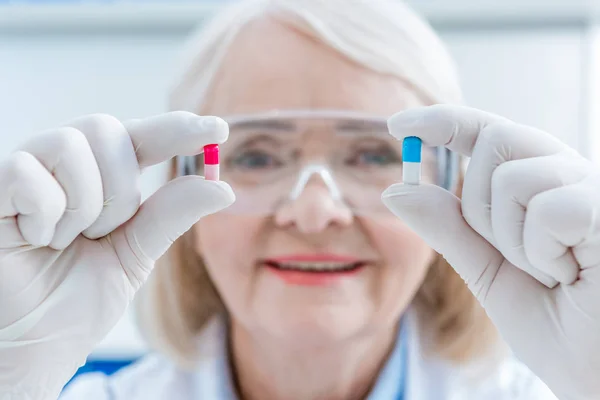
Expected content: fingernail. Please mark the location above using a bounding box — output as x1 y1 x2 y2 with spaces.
205 180 236 206
200 116 228 131
387 108 427 136
39 228 56 247
198 117 229 143
381 183 413 199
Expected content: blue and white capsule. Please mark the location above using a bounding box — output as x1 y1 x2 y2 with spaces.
402 136 421 185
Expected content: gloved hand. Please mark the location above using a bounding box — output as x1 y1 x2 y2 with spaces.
382 105 600 400
0 112 234 399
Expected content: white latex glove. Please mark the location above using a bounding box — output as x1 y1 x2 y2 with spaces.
382 105 600 400
0 112 234 400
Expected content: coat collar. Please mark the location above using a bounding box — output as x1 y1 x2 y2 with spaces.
189 311 550 400
192 311 452 400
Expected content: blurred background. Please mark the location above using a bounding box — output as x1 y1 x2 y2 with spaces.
1 0 599 377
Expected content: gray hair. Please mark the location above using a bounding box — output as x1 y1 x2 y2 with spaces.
169 0 463 112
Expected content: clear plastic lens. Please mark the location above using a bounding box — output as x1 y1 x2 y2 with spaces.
189 111 440 216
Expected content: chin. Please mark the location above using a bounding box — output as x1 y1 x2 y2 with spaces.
261 304 371 345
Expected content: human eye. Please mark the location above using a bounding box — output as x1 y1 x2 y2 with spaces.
345 142 401 167
229 148 283 170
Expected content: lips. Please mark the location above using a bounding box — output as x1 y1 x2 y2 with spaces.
264 260 365 273
265 254 365 271
261 254 368 285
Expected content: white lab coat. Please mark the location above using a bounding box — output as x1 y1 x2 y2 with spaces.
60 312 558 399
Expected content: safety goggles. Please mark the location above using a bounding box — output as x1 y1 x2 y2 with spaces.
177 110 459 217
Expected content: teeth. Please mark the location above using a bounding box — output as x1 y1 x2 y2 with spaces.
276 262 359 271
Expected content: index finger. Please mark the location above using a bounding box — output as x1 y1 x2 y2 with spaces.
124 111 229 168
387 104 564 157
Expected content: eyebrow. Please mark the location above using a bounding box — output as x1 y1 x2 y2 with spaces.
229 120 296 131
225 134 284 151
335 119 388 134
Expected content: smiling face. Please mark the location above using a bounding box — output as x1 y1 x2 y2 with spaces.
193 15 436 343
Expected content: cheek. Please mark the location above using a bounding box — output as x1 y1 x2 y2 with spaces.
363 218 435 310
378 222 435 272
193 214 264 307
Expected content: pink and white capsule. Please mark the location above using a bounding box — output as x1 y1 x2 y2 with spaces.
203 144 219 181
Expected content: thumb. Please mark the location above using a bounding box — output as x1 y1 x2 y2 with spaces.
381 183 535 307
114 176 234 274
382 184 577 397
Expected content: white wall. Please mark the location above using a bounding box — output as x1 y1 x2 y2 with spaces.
0 5 597 359
441 28 586 152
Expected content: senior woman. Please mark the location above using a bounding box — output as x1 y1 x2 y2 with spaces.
2 0 600 399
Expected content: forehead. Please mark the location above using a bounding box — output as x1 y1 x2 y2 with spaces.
200 15 424 117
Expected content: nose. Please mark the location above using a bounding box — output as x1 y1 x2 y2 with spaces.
274 166 353 233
